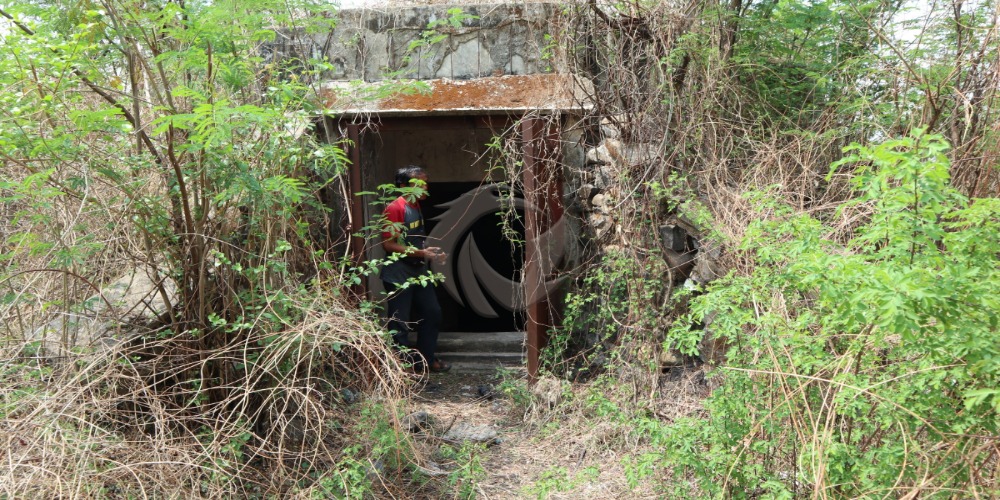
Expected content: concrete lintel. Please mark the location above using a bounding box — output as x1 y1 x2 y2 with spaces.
330 107 569 118
320 74 595 117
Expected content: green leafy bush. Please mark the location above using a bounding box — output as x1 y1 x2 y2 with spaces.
0 0 421 496
659 130 999 497
548 246 671 376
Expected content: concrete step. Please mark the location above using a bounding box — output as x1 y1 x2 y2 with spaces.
436 331 524 352
440 352 525 374
410 331 525 373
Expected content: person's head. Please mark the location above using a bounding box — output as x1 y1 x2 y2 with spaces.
394 165 429 200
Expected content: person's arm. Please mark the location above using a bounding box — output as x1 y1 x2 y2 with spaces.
382 238 437 260
380 202 442 261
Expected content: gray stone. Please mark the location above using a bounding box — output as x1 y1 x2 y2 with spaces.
510 54 526 74
362 32 390 80
367 459 385 482
698 311 727 365
659 224 688 252
600 117 622 139
590 352 607 367
590 193 608 211
418 460 449 477
659 224 695 279
561 127 587 171
690 240 724 284
662 249 695 280
617 142 659 168
442 422 499 444
602 138 624 163
699 334 727 365
591 164 615 191
402 410 432 432
659 349 684 368
340 388 358 404
587 213 613 239
586 144 612 166
531 376 564 410
577 184 598 206
437 38 493 78
28 267 175 357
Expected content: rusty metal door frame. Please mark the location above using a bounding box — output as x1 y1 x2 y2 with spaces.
341 114 563 381
521 116 563 382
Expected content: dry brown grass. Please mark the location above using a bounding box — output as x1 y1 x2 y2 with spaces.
383 365 710 499
472 367 709 498
0 293 414 497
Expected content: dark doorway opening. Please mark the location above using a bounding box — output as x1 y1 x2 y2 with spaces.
334 113 571 377
423 181 526 333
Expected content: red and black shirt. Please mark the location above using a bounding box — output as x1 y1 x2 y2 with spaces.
380 196 428 284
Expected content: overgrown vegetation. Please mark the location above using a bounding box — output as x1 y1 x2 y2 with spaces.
656 131 1000 496
1 0 998 497
520 0 999 497
0 0 430 496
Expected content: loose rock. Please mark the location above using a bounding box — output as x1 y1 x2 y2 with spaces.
477 384 496 400
418 460 449 477
531 376 564 410
402 410 432 432
340 388 358 404
442 422 499 444
659 349 684 368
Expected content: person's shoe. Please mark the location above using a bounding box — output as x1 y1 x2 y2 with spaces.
428 359 451 373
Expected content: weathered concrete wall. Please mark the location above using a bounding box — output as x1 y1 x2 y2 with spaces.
277 3 567 81
27 268 175 357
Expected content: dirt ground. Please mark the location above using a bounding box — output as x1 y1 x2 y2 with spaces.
403 365 710 499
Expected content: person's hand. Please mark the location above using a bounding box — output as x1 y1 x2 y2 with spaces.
424 246 447 264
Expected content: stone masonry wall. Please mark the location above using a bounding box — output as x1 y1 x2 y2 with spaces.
272 3 568 82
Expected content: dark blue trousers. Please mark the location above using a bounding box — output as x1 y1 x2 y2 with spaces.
383 281 442 367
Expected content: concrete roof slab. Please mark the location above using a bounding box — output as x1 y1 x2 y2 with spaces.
319 74 594 116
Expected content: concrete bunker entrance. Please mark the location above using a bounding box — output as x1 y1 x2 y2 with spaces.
322 114 544 373
321 75 588 374
359 116 527 336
